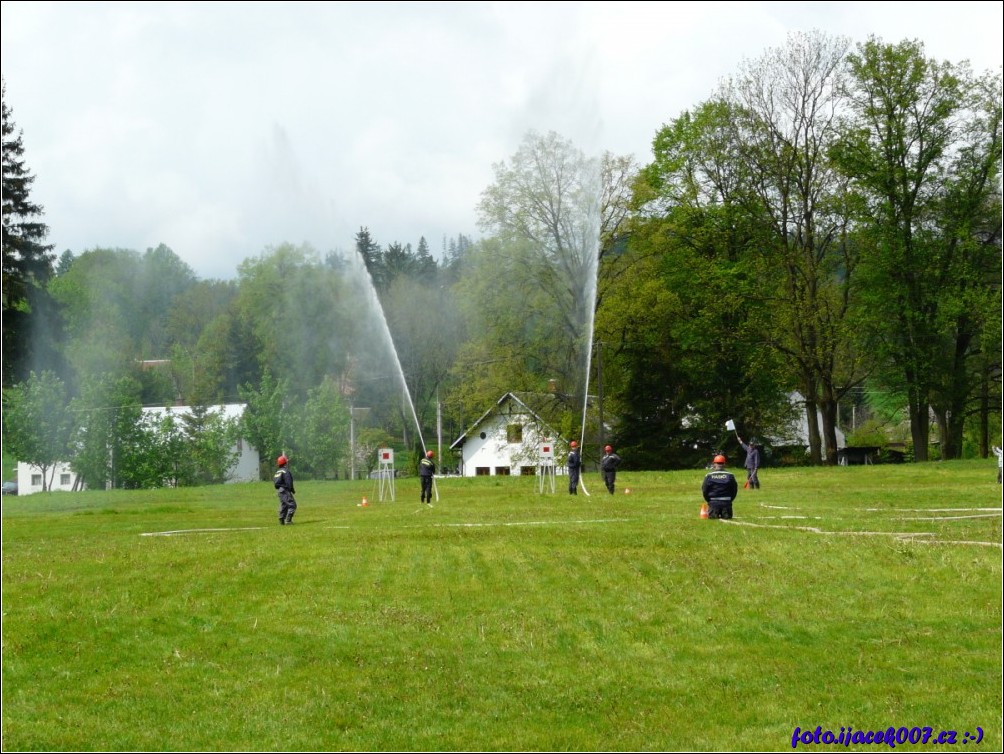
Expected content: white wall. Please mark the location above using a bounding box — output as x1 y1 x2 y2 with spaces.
776 392 846 453
143 403 259 483
13 403 260 494
458 412 560 477
15 461 82 495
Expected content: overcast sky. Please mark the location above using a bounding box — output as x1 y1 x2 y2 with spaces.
3 1 1001 280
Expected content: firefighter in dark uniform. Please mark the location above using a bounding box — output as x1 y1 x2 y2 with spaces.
600 444 622 495
567 440 582 495
420 450 436 505
274 454 297 525
702 454 738 519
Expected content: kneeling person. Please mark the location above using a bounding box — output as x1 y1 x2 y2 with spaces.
702 454 738 519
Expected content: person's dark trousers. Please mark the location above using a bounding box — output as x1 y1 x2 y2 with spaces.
278 489 297 524
708 500 732 519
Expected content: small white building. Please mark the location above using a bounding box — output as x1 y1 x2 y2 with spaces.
15 461 81 495
450 392 568 477
14 403 259 495
771 392 846 455
142 403 260 483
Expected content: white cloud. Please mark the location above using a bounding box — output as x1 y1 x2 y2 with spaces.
3 1 1001 279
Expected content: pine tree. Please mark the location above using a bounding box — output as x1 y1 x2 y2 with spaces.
415 236 437 281
2 78 55 383
354 226 385 290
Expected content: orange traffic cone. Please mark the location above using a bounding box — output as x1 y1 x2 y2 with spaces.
700 502 709 519
358 495 369 508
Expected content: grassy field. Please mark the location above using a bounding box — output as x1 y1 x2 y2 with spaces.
2 461 1001 751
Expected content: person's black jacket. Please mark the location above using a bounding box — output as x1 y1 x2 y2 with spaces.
702 469 737 502
274 467 295 493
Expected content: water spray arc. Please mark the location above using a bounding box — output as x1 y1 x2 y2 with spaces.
347 248 438 502
575 158 604 497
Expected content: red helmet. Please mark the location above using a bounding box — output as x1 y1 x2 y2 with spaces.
570 441 578 448
277 455 288 466
426 450 434 458
604 445 613 453
714 455 726 465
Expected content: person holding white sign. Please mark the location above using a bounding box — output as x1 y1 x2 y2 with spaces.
735 431 761 489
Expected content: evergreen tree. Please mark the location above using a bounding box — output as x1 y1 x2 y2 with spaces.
2 78 56 383
355 227 385 290
415 236 437 282
383 241 414 283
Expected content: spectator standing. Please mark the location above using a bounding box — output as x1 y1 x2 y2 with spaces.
735 432 761 489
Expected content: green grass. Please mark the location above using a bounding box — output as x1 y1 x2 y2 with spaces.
2 462 1001 751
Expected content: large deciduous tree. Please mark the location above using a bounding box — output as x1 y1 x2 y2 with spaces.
48 245 196 398
472 130 635 437
834 37 1003 460
234 243 356 400
624 98 792 467
722 30 864 464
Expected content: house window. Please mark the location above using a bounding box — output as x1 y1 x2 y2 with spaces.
60 473 71 486
476 467 490 476
520 466 536 476
495 466 511 476
31 474 42 486
507 424 523 443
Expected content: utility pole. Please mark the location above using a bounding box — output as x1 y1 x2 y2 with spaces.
436 389 443 470
596 341 605 450
349 405 371 480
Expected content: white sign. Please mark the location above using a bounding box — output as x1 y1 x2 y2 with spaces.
725 419 736 431
378 448 394 463
539 442 554 459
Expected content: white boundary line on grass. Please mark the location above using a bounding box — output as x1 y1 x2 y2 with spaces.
141 526 267 537
139 520 627 537
723 519 1002 548
760 503 1002 513
895 513 1003 521
427 518 632 529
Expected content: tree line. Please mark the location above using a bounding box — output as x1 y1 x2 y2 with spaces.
2 33 1001 489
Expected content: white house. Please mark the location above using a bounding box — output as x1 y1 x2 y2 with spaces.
14 403 259 495
15 461 81 495
142 403 260 483
450 392 569 477
770 392 846 455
